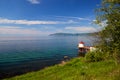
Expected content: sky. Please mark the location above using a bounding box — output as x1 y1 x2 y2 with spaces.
0 0 102 36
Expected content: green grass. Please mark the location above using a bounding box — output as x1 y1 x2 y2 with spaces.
4 58 120 80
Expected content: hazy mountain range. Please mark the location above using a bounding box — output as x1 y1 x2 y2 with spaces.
49 33 97 36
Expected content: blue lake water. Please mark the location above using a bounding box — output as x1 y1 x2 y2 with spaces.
0 35 94 79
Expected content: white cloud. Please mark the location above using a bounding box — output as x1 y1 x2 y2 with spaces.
27 0 40 4
0 18 76 25
0 26 50 35
0 26 21 29
0 18 59 25
68 20 77 23
78 18 90 21
62 20 77 24
65 26 98 33
55 16 90 21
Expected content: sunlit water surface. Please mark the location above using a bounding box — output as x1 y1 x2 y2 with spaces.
0 35 94 79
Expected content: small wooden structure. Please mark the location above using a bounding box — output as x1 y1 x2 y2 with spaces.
78 41 88 52
78 41 91 56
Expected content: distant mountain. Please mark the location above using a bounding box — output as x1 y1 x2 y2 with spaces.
49 33 96 36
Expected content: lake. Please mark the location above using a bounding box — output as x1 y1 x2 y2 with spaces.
0 35 94 79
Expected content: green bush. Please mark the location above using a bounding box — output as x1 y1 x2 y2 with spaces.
85 51 104 62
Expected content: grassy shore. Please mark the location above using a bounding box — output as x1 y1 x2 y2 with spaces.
4 58 120 80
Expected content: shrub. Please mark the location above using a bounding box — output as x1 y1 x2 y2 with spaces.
85 51 104 62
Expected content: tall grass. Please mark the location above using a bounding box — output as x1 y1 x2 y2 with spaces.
4 57 120 80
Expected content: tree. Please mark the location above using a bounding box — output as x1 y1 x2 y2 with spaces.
95 0 120 62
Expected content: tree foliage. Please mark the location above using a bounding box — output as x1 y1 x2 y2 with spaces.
95 0 120 62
